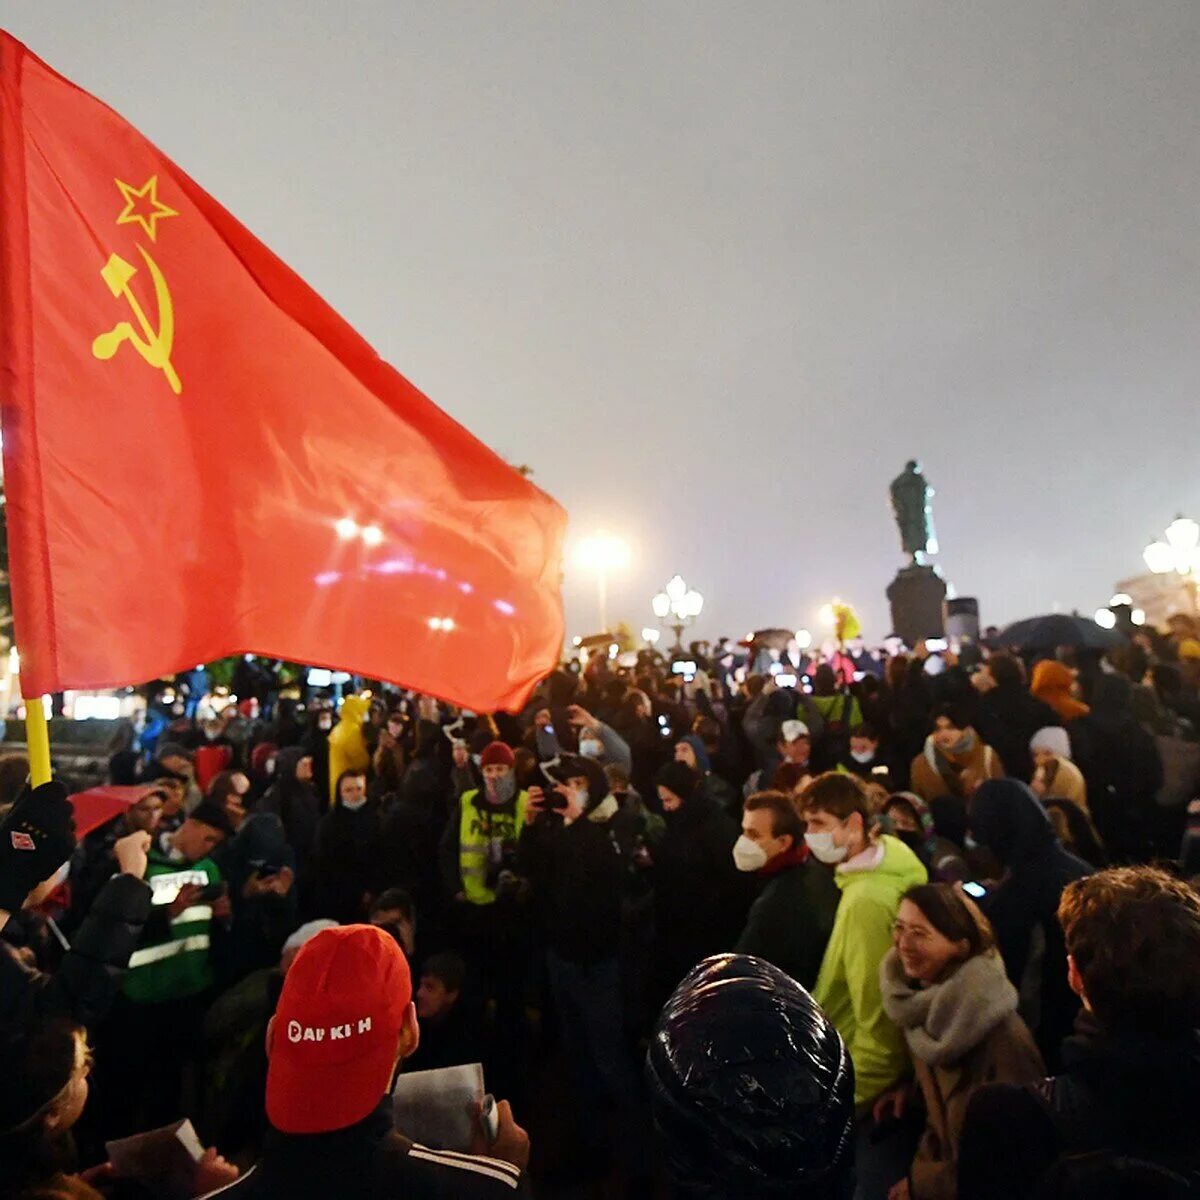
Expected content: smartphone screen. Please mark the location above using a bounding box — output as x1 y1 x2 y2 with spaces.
962 881 987 900
925 638 949 653
775 674 798 688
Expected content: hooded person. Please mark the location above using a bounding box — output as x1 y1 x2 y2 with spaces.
1069 674 1164 862
650 761 750 1006
1030 661 1090 724
203 925 529 1198
518 754 650 1170
882 791 969 883
258 747 321 886
968 780 1091 1071
646 953 855 1200
970 653 1062 783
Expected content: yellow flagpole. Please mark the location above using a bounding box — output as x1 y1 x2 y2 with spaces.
23 696 52 785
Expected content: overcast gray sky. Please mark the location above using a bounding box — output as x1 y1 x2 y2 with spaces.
8 2 1200 643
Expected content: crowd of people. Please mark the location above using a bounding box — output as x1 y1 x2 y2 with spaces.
2 619 1200 1198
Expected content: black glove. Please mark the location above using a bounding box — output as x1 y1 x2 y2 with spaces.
0 780 76 911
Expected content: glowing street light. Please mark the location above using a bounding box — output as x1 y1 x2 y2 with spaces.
572 532 631 632
795 629 813 650
1094 608 1117 630
1144 514 1200 615
651 574 704 652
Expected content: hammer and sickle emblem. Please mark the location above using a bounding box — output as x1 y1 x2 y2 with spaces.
92 246 182 395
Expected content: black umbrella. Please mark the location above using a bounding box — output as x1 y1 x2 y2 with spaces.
996 613 1126 651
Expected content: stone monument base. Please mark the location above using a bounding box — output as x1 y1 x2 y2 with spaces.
887 565 947 648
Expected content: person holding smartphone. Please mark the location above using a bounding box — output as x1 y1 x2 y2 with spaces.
96 797 234 1141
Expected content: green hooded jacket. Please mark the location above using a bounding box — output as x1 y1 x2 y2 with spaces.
813 834 928 1108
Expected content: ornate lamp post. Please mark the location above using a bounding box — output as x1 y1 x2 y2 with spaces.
651 575 704 653
1144 515 1200 616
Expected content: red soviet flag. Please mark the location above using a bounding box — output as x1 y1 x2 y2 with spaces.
0 34 565 711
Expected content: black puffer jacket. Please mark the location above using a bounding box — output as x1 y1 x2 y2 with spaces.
0 873 152 1031
970 781 1091 1070
646 954 855 1199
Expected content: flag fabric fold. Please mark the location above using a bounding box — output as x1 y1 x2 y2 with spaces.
0 33 565 711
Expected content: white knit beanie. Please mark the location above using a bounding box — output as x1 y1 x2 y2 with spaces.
1030 726 1071 761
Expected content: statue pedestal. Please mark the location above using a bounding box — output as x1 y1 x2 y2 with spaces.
887 565 947 647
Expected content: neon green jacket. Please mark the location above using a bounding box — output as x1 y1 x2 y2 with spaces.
813 835 928 1109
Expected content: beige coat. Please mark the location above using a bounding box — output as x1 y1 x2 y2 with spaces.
908 1011 1044 1199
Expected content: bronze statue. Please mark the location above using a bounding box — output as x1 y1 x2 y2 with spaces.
890 460 938 565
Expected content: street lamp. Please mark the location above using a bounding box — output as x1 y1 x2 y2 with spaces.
572 533 631 632
1144 515 1200 615
651 574 704 652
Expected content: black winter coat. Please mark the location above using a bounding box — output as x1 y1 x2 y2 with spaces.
958 1020 1200 1197
312 803 383 924
258 747 322 881
212 1098 525 1198
519 810 624 964
652 795 750 997
976 687 1062 783
0 874 152 1031
971 781 1091 1071
733 854 840 990
1071 690 1164 862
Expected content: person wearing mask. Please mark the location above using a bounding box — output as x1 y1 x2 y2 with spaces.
312 770 382 924
800 772 928 1198
440 741 531 1101
0 1019 239 1199
967 779 1091 1071
258 747 321 890
970 653 1061 783
650 761 749 1005
646 954 855 1200
908 705 1004 827
882 793 969 883
840 723 892 786
519 756 647 1173
1069 673 1163 862
565 704 633 773
202 925 530 1198
878 884 1044 1200
958 867 1200 1195
1029 660 1090 725
732 790 840 989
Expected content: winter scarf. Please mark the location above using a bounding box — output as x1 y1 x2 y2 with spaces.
880 948 1018 1067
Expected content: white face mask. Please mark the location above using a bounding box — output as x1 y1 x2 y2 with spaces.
805 830 849 864
579 738 604 759
341 795 368 812
732 835 768 873
850 749 875 764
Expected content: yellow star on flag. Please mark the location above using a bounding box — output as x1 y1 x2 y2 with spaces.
114 175 178 241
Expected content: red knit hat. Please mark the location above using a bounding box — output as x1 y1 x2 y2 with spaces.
267 925 412 1134
480 740 515 769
